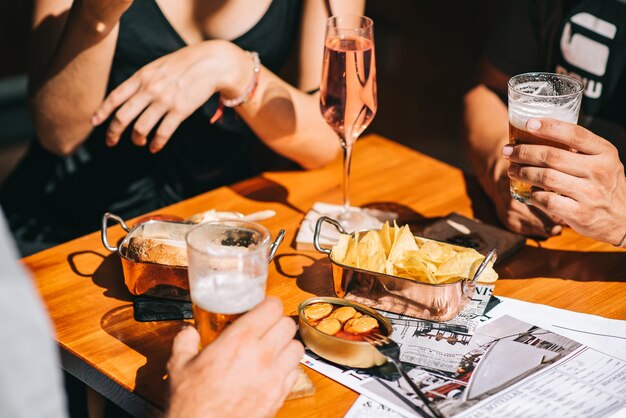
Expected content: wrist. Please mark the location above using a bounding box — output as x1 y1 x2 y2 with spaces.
212 42 257 101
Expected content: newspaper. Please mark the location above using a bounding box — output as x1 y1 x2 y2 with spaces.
301 314 626 417
381 285 494 372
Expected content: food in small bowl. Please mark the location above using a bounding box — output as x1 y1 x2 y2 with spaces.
303 303 381 342
298 297 392 368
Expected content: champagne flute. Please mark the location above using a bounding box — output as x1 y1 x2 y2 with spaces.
320 15 378 232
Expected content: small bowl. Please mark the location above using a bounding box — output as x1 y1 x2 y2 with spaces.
298 297 393 368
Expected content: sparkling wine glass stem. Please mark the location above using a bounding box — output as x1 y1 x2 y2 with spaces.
341 142 353 216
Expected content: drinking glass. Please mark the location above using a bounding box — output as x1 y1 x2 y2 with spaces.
508 72 584 204
320 15 378 232
186 221 270 347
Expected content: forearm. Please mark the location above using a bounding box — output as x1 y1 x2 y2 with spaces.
30 3 119 156
232 57 340 169
463 84 510 199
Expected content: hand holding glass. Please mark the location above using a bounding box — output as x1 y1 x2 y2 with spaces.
508 72 584 204
186 221 270 347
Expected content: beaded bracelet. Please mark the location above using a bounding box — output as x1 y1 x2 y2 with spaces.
220 51 261 108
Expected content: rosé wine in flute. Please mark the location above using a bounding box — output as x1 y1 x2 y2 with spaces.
319 15 378 233
320 36 377 147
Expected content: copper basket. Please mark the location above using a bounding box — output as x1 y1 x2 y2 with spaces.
102 213 193 300
313 216 485 321
102 213 286 301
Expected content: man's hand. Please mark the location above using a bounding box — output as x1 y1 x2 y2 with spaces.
503 118 626 245
485 157 562 238
166 297 304 418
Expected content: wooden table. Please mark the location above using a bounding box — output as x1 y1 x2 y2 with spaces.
23 135 626 417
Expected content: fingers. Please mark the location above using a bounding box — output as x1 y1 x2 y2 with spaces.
168 326 200 373
149 111 184 153
525 118 605 155
273 339 305 378
281 367 302 400
132 103 169 146
92 77 141 126
530 191 578 223
508 163 586 199
502 143 587 178
105 94 152 146
260 316 297 358
222 297 284 341
504 200 560 237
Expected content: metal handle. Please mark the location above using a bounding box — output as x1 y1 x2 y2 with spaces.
101 212 131 252
268 229 286 262
463 248 498 295
313 216 346 255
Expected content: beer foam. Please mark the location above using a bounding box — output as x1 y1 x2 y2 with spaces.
509 100 579 130
190 273 266 315
509 81 580 130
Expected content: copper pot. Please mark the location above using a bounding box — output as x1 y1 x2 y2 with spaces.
313 216 482 322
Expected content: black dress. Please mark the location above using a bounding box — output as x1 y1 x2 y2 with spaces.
1 0 302 255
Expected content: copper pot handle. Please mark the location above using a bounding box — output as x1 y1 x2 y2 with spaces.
313 216 346 255
463 248 498 296
101 212 131 252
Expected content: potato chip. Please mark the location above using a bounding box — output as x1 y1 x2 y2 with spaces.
344 231 359 266
418 239 457 264
328 222 499 286
331 234 351 263
378 222 393 256
388 226 418 263
357 231 386 273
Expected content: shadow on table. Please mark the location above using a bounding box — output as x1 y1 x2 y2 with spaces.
100 304 185 405
229 175 304 214
274 253 335 296
67 250 133 302
497 246 626 282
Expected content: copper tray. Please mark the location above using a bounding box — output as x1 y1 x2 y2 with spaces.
102 213 193 300
313 216 485 321
102 213 285 301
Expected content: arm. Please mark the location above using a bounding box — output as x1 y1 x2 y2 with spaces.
463 59 562 237
233 0 366 169
93 0 367 169
29 0 132 156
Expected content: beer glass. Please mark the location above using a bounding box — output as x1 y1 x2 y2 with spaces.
186 221 270 347
508 72 584 204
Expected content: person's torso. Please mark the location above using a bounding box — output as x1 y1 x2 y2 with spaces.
11 0 302 235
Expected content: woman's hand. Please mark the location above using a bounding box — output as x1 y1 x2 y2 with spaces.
92 40 250 153
503 118 626 245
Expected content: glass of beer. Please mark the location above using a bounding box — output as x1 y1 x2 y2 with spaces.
508 72 584 204
186 221 270 347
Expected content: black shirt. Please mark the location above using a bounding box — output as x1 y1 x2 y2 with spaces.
1 0 302 255
486 0 626 156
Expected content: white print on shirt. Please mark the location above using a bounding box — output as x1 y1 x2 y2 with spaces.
558 12 617 99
